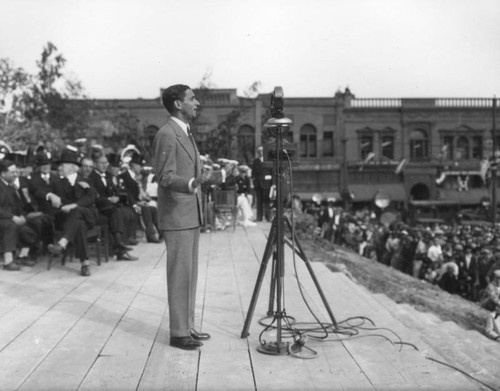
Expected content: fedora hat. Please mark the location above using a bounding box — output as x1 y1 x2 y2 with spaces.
57 145 81 166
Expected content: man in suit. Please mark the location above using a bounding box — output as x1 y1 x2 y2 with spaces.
29 150 62 218
251 145 273 221
87 152 137 261
47 146 99 277
0 159 49 270
152 84 233 350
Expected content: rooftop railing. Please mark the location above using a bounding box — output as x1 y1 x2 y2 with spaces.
349 97 500 108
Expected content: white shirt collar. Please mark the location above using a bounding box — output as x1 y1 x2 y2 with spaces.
67 172 78 186
171 116 189 136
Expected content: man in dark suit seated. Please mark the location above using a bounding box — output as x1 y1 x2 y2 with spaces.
28 149 62 218
47 146 99 277
0 159 51 270
87 151 138 261
119 152 161 243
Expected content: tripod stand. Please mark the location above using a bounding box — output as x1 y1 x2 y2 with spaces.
240 117 337 355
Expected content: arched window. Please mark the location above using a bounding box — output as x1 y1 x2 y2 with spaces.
456 136 470 160
409 129 428 160
237 125 255 164
300 124 317 158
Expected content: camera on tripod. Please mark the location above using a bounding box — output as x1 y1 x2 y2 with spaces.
263 87 297 164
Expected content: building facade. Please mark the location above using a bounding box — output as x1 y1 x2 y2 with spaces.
88 89 500 210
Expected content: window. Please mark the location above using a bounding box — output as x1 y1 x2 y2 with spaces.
409 129 428 160
442 136 454 160
381 135 394 159
322 131 334 157
360 135 373 160
300 124 317 158
237 125 255 164
456 136 470 160
472 136 483 159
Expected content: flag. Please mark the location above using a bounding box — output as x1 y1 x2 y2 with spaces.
359 152 375 171
394 158 407 174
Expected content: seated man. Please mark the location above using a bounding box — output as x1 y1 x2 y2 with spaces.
0 159 51 270
47 146 99 277
87 151 137 261
119 152 161 243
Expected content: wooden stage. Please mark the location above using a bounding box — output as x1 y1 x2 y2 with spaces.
0 222 498 391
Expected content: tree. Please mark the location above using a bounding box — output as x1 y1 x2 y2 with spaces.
0 42 89 154
192 75 261 163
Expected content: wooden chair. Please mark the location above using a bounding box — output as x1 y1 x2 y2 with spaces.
47 224 109 270
213 188 238 232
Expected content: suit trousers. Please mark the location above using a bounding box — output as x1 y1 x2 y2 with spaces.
162 228 200 337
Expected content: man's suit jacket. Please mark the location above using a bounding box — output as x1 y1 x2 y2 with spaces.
29 171 59 215
0 179 24 220
52 174 99 227
252 157 272 189
88 169 120 211
153 118 222 231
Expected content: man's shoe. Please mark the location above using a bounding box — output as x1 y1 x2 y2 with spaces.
147 237 162 243
3 262 21 271
115 241 133 253
17 257 36 267
116 252 138 261
170 336 203 350
47 243 64 255
190 329 211 341
81 265 91 277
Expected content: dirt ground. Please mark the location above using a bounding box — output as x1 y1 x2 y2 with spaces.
296 232 491 336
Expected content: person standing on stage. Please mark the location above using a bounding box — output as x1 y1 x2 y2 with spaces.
152 84 233 350
251 145 273 221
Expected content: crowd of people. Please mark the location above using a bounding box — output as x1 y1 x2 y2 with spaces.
0 143 163 277
0 139 274 277
307 200 500 341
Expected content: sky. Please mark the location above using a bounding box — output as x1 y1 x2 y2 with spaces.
1 0 499 99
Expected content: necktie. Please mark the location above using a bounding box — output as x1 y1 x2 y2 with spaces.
187 126 198 174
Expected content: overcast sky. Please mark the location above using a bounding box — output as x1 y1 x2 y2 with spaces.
1 0 499 99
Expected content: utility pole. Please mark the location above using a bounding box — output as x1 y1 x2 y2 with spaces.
492 96 497 224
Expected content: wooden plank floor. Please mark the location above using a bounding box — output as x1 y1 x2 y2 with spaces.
0 223 492 391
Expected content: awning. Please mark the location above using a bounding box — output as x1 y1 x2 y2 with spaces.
349 183 406 202
438 189 489 205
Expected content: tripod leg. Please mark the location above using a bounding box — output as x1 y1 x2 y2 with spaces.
267 251 277 316
284 217 338 328
240 219 277 338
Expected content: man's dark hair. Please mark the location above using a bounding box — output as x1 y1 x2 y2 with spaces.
161 84 191 114
0 159 15 173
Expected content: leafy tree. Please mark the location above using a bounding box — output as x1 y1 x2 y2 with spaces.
0 42 89 154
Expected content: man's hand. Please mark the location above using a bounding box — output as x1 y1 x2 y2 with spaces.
12 215 26 226
47 193 62 208
61 203 77 213
77 181 90 189
108 196 119 204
